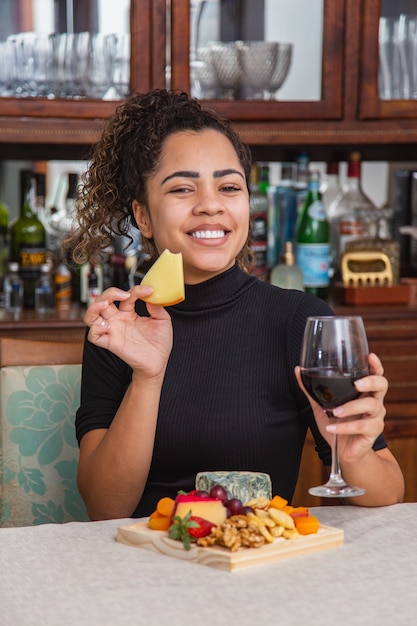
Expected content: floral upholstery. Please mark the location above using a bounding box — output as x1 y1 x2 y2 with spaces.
0 364 89 527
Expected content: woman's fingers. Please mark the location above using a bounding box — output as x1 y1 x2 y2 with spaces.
119 285 172 321
83 286 153 326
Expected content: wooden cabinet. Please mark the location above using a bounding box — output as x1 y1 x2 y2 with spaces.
294 304 417 507
2 0 417 162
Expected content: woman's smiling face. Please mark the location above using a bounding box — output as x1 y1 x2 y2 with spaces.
133 128 250 285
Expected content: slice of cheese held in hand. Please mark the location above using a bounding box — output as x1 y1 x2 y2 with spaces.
140 249 185 306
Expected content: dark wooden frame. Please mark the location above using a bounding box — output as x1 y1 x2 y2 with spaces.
169 0 345 121
360 0 417 119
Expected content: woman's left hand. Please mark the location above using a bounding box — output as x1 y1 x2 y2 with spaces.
295 352 388 464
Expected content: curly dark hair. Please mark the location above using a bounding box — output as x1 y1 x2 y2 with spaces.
65 89 254 271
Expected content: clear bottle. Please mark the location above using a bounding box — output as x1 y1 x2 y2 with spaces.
327 152 377 277
4 262 24 313
79 262 104 304
49 172 79 249
249 163 269 280
270 241 304 291
35 263 55 314
34 172 46 219
321 161 341 217
295 170 330 300
9 170 47 309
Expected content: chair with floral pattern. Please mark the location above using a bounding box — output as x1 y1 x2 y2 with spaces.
0 338 89 526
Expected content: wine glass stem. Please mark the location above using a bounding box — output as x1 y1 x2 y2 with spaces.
327 411 348 487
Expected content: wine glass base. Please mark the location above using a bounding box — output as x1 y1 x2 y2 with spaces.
309 484 365 498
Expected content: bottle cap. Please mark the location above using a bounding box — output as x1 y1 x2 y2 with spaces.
280 241 295 266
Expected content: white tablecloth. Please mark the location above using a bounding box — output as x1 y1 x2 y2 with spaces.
1 504 416 626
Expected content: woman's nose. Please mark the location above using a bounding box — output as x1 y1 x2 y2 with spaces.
194 188 224 213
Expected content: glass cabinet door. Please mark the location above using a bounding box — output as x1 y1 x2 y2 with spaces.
168 0 344 120
360 0 417 119
0 0 152 118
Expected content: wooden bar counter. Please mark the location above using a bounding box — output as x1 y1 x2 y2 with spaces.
0 306 86 343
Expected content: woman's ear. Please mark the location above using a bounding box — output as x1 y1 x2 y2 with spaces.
132 200 152 238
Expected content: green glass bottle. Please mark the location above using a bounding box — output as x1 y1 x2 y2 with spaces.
0 198 10 306
295 170 330 300
10 170 46 309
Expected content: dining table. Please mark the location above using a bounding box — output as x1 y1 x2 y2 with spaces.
1 503 416 626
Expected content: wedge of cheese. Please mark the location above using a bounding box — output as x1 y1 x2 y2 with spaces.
140 249 185 306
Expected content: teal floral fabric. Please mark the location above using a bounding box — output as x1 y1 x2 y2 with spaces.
0 364 89 526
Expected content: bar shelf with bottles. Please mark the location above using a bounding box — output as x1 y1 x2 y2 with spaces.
1 153 417 323
265 152 417 305
0 165 144 322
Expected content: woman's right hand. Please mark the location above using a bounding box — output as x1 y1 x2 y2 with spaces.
84 285 173 378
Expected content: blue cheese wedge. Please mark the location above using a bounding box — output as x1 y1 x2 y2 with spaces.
195 471 272 504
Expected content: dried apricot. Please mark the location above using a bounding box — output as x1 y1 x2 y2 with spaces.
156 496 175 518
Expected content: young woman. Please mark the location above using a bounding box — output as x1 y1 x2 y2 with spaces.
67 89 404 520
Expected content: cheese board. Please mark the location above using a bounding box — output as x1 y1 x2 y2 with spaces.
116 521 344 572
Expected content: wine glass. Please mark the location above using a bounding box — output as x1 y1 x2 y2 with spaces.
300 316 369 498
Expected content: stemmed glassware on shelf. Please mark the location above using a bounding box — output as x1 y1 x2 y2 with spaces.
208 41 241 99
237 41 278 99
300 316 369 498
265 42 293 99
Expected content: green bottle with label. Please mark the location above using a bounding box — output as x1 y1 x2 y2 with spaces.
10 170 46 309
295 170 330 300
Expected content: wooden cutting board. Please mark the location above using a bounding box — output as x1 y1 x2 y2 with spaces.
116 521 344 572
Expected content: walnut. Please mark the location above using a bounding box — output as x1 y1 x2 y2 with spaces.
196 515 266 551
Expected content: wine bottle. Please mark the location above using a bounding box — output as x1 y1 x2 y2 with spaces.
0 197 10 306
10 170 46 309
87 263 101 305
295 171 330 300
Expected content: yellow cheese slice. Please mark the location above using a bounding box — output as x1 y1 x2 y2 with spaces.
140 249 185 306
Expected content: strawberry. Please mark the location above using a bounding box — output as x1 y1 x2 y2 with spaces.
168 511 215 550
187 516 215 539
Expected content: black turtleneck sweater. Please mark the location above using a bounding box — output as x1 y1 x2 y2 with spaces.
76 264 386 517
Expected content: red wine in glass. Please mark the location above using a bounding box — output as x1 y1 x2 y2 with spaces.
301 368 369 410
300 316 369 498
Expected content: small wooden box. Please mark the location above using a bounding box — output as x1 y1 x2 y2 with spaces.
334 282 411 305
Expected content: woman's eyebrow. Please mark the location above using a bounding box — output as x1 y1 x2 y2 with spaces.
214 169 244 179
162 171 199 184
161 168 244 185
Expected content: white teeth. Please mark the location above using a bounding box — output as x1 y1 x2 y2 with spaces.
191 230 226 239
